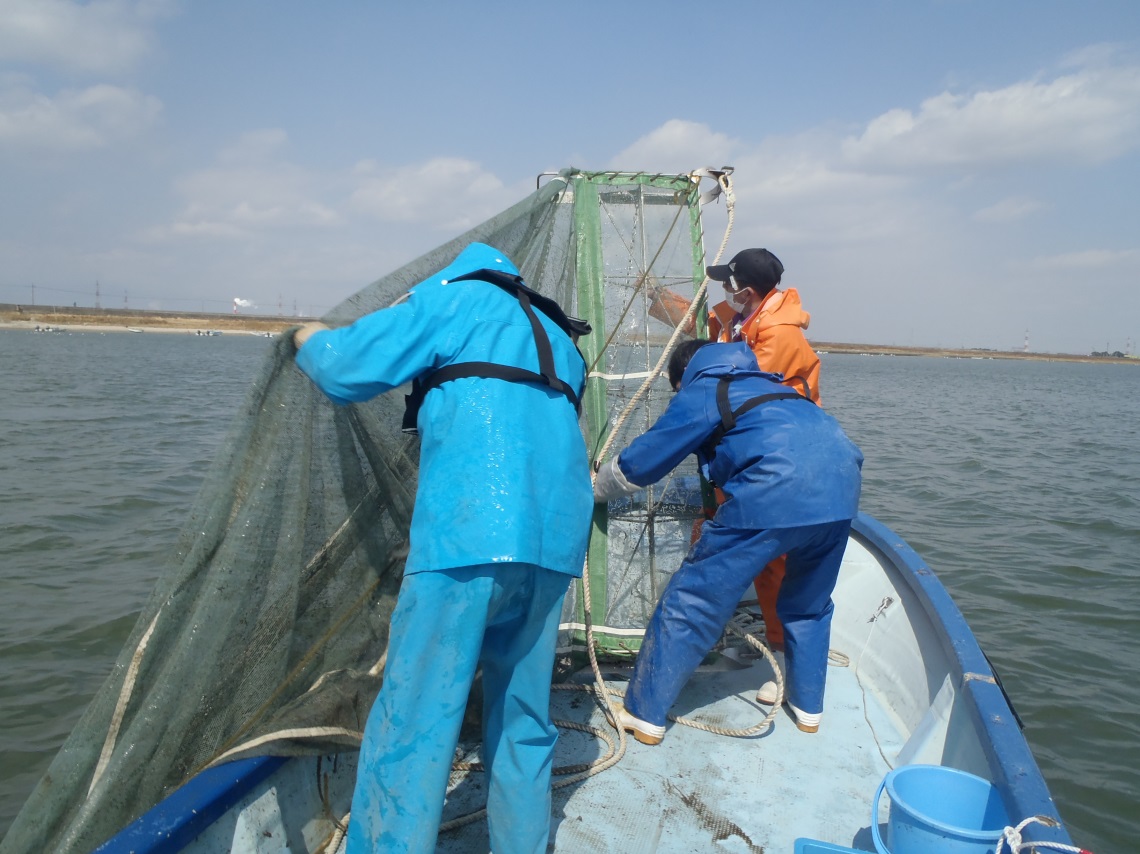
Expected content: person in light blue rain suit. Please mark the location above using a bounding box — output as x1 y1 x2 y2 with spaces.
593 339 862 741
293 242 594 854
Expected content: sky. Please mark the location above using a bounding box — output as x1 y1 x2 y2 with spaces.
1 0 1138 355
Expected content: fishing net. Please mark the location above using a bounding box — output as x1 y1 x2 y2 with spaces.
1 168 732 853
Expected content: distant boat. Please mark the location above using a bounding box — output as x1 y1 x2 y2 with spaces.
126 327 144 333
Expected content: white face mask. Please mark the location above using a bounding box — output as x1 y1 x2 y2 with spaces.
724 286 751 313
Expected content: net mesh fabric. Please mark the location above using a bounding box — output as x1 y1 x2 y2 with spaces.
2 169 713 853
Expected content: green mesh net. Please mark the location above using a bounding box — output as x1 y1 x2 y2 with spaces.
1 168 732 853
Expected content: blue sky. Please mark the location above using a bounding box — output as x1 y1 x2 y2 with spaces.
1 0 1138 354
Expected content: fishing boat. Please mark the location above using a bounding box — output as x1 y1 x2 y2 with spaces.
91 508 1076 854
2 169 1079 854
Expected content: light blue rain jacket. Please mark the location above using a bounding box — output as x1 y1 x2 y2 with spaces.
296 243 593 577
618 342 863 529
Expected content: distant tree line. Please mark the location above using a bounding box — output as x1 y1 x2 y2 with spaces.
1090 350 1129 358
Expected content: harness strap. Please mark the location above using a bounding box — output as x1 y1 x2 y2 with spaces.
401 270 589 434
700 375 815 460
413 360 581 411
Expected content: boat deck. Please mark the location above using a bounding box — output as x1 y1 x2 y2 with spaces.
103 525 1073 853
434 645 896 853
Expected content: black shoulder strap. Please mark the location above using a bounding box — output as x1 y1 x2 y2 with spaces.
447 269 592 340
699 375 815 460
401 271 590 433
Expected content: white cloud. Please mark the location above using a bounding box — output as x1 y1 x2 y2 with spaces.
1024 249 1138 270
608 119 736 173
0 0 171 74
973 196 1047 223
841 65 1140 171
146 129 340 241
348 156 512 231
218 128 290 166
0 77 161 150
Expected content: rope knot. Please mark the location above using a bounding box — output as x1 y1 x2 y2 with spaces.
995 815 1092 853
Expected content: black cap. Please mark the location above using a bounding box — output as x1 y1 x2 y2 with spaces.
706 248 784 292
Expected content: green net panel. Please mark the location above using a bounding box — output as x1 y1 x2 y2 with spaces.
1 168 726 854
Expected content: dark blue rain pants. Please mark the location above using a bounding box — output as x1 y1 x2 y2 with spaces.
346 563 571 854
623 518 852 726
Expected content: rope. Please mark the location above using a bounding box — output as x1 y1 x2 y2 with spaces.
996 816 1093 853
665 619 782 736
88 607 163 796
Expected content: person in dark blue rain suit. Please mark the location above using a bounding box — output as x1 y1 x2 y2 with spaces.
593 339 862 741
293 242 594 854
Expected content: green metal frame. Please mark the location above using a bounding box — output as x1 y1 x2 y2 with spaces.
569 170 706 656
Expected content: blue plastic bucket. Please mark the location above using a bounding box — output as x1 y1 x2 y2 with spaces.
871 765 1010 854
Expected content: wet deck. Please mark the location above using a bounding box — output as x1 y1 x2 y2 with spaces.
435 644 897 853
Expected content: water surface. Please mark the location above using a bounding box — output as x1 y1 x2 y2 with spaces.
1 331 1136 852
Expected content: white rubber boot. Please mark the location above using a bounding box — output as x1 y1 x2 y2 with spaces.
614 705 665 745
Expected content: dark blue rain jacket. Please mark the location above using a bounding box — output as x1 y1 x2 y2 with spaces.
617 342 863 529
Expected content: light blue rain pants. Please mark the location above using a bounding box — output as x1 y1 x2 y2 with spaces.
624 518 852 726
346 563 571 854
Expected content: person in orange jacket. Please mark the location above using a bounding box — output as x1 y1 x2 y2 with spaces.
648 248 822 654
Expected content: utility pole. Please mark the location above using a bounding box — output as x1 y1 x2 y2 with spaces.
124 289 128 310
95 281 102 309
31 283 35 306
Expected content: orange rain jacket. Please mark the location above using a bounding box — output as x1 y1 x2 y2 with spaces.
710 287 822 405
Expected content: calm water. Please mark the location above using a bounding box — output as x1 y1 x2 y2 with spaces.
1 330 1137 852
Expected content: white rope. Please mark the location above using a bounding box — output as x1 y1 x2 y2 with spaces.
88 606 162 796
996 816 1091 853
588 369 655 381
205 726 363 768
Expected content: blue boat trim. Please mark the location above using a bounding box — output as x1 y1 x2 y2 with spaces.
91 755 288 854
852 512 1073 848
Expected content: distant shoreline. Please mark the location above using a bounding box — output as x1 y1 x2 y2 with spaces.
0 305 309 336
2 306 1136 366
812 342 1139 366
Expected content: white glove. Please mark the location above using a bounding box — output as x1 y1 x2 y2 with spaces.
593 456 639 503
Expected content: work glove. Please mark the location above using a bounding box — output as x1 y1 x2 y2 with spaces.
593 456 640 503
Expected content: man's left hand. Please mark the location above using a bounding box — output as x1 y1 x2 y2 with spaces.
593 456 640 503
293 322 329 349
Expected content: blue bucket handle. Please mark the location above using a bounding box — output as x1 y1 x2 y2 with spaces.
871 775 891 854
